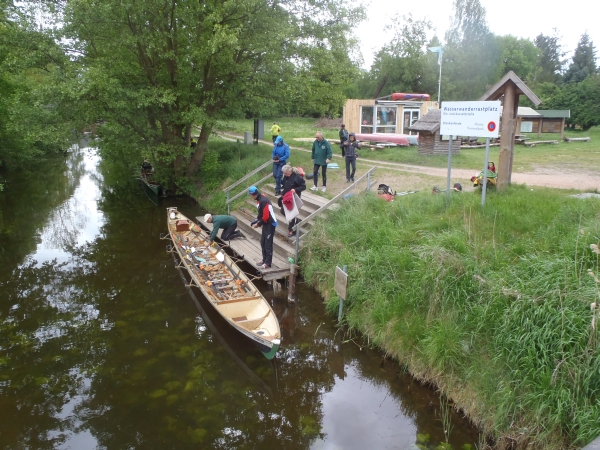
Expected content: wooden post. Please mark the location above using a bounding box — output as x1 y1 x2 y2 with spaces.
498 82 516 192
560 118 565 139
538 117 543 138
508 93 519 185
288 263 297 303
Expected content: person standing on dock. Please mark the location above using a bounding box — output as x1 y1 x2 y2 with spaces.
310 131 332 192
249 186 277 269
204 214 242 242
279 165 306 237
272 136 290 196
270 122 281 143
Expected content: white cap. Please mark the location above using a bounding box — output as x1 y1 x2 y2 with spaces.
204 214 211 222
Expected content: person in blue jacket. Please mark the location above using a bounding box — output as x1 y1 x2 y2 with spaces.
272 136 290 195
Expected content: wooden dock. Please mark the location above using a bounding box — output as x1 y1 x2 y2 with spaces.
197 184 330 281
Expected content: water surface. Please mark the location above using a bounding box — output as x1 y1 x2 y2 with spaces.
0 140 480 449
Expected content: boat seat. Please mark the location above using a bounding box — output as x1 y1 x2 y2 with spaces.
231 310 270 331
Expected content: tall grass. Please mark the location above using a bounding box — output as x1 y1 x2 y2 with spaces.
300 186 600 448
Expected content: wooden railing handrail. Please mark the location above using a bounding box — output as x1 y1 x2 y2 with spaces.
292 166 377 236
223 160 272 193
226 173 272 205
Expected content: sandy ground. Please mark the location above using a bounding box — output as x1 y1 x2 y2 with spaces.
219 132 600 193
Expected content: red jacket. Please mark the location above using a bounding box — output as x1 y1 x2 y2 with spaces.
255 194 277 226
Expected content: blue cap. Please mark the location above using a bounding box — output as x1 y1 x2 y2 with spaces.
248 186 258 195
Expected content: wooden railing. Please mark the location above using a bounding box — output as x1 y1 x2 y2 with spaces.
223 160 272 214
291 166 377 261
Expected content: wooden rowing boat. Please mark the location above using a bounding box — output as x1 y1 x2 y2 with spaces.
166 207 281 357
140 165 163 196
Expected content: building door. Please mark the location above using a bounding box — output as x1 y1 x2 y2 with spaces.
403 109 420 135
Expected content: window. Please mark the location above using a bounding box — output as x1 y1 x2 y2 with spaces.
403 110 420 135
360 106 374 134
361 105 397 133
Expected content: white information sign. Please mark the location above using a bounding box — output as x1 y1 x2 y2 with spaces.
440 101 501 138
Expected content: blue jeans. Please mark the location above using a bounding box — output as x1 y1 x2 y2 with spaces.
273 161 285 193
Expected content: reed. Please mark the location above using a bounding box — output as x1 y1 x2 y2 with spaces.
301 186 600 448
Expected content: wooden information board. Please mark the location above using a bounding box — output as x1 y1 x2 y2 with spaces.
334 266 348 300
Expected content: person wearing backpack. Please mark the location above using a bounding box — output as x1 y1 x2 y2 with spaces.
342 132 360 183
278 165 306 236
272 136 290 196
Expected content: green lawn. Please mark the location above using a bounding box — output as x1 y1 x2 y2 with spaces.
216 117 600 172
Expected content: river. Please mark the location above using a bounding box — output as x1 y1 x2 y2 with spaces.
0 139 481 449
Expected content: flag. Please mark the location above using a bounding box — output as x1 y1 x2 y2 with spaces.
428 46 443 65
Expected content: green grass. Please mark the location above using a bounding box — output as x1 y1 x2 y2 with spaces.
216 117 600 172
300 187 600 449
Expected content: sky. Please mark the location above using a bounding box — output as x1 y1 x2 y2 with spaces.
355 0 599 69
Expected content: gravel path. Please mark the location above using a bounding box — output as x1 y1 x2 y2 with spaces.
218 132 600 191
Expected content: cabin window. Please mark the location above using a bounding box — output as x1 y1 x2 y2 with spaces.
360 106 374 133
375 106 397 133
361 105 397 133
403 109 420 135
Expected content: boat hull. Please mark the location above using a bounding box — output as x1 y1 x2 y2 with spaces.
166 208 281 355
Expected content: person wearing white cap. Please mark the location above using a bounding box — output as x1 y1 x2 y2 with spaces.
204 213 242 242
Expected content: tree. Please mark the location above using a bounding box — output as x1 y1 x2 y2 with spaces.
563 32 597 84
494 35 539 82
543 77 600 130
534 30 566 84
56 0 363 186
442 0 499 100
364 15 434 97
0 2 75 167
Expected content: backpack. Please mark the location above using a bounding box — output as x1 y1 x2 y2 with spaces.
377 183 395 196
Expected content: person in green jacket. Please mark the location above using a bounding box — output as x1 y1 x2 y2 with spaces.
204 214 242 242
310 131 333 192
270 122 281 143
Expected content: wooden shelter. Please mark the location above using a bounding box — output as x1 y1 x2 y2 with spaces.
407 109 460 155
343 98 438 135
479 71 541 191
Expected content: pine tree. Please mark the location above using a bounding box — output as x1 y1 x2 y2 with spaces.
534 30 566 84
563 32 597 84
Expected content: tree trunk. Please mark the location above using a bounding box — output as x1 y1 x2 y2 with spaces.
186 123 211 177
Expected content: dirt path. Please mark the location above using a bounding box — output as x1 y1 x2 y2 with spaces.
218 132 600 191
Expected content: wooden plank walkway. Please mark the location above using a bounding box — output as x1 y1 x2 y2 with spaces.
197 183 330 281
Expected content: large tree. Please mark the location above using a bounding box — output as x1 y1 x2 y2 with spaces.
362 15 435 98
0 2 75 167
57 0 362 185
534 30 566 84
563 32 597 84
442 0 499 100
494 35 539 83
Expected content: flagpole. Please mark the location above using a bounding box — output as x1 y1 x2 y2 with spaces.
437 53 442 104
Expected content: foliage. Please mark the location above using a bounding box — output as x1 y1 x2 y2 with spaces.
563 32 598 84
360 15 437 98
301 187 600 449
533 30 566 84
441 0 499 101
55 0 364 185
494 35 539 83
542 76 600 130
0 2 75 167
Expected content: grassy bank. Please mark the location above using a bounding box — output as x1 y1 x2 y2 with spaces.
300 187 600 449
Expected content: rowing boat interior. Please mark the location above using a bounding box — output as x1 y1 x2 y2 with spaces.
167 208 280 343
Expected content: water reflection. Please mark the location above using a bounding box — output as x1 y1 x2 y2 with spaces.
0 140 480 450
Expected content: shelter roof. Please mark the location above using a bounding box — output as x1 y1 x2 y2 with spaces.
407 109 440 132
478 71 541 106
517 107 540 117
537 110 570 118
